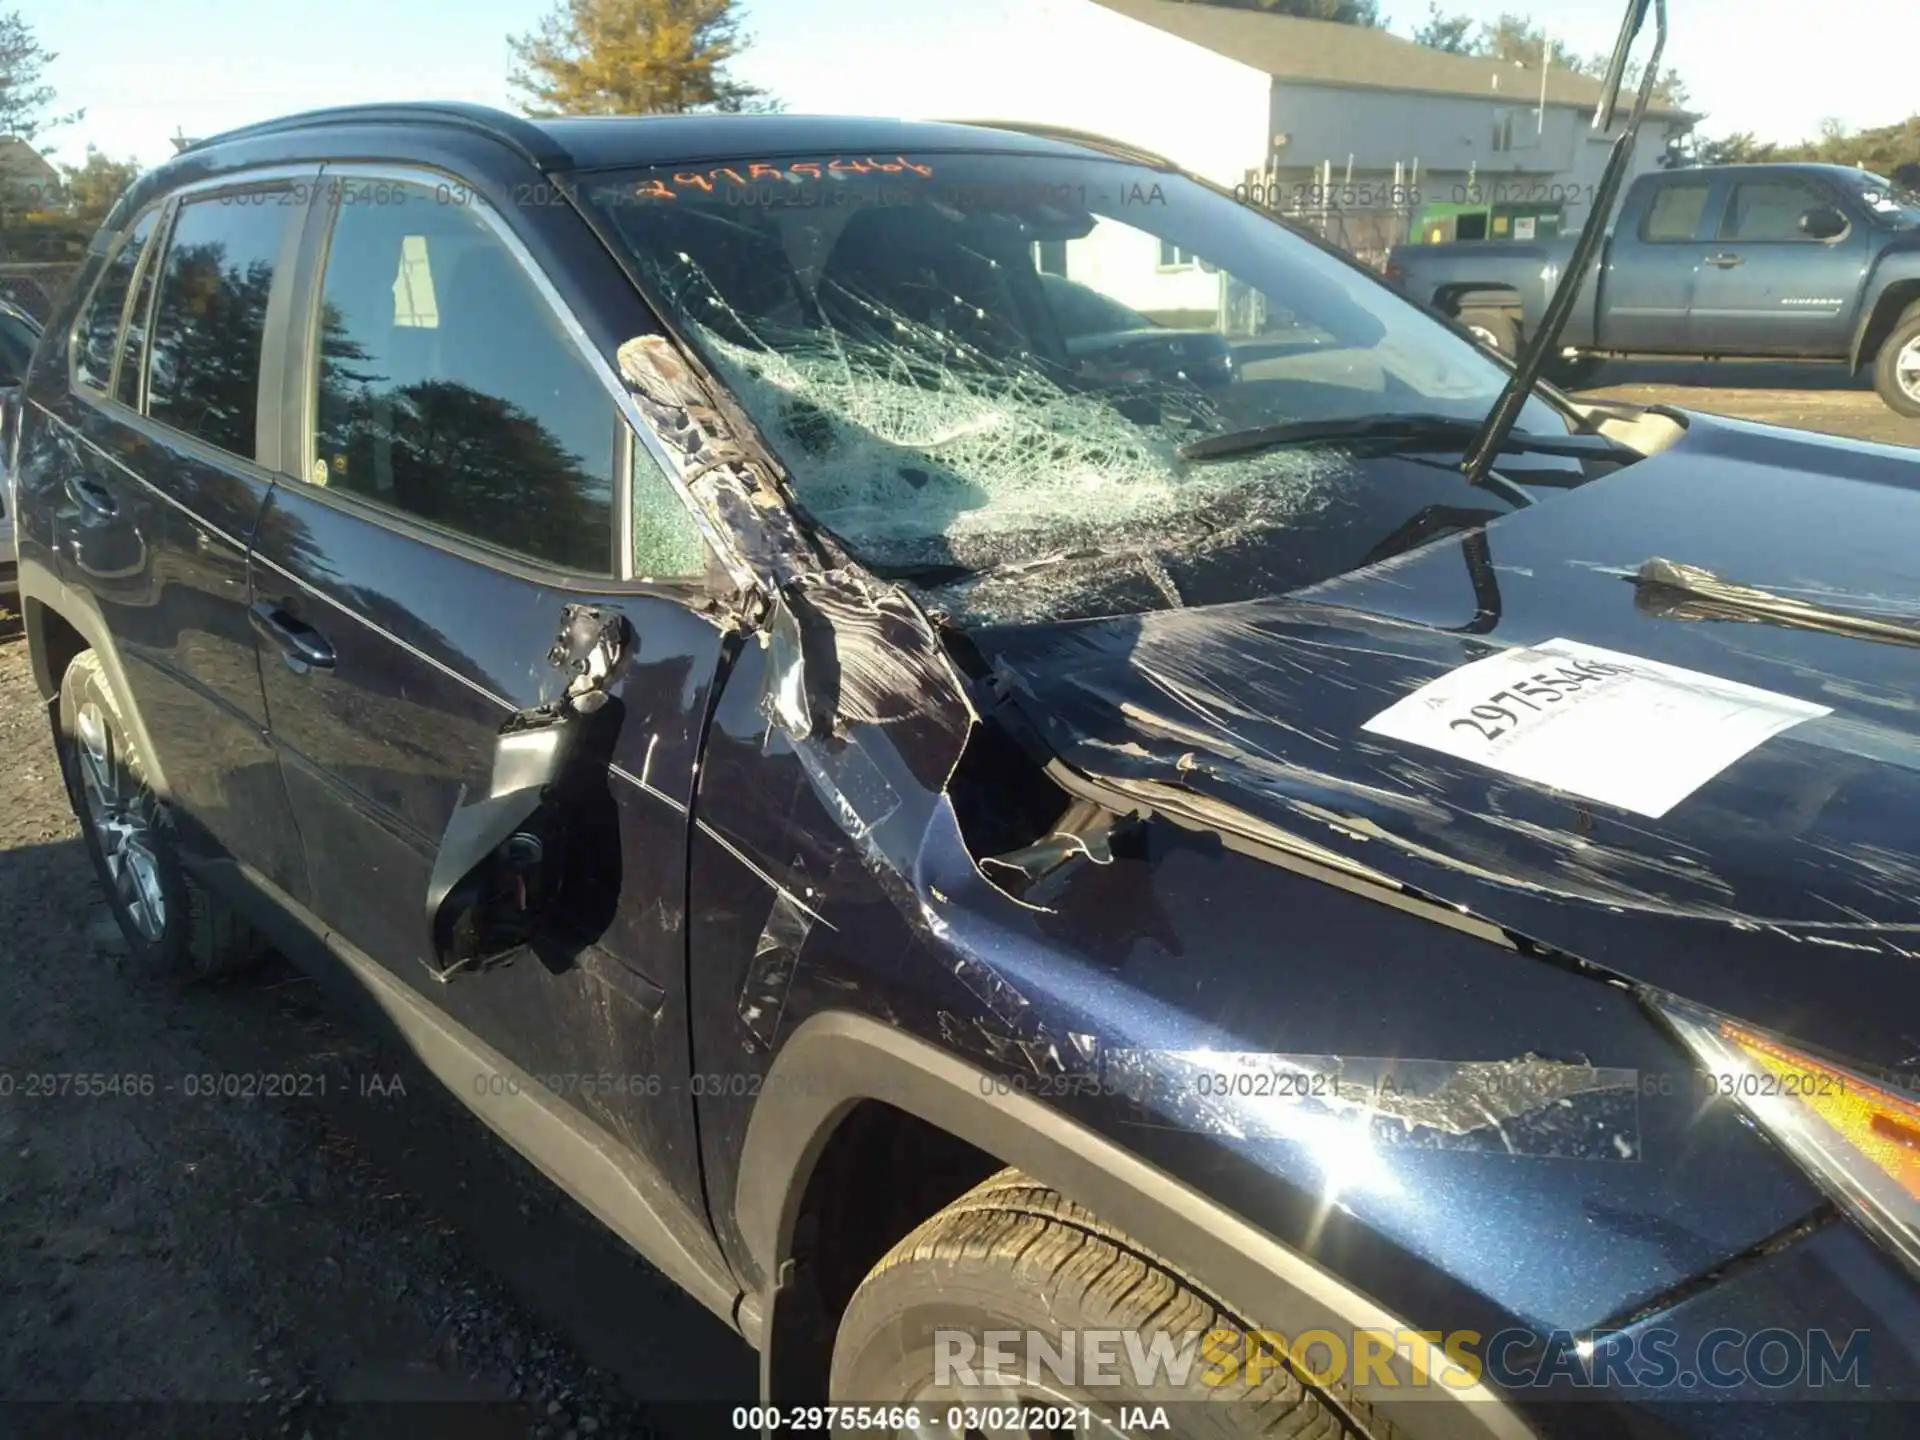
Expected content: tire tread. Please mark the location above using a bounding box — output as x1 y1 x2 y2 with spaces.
846 1167 1400 1440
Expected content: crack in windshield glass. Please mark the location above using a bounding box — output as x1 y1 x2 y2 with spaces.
590 154 1585 625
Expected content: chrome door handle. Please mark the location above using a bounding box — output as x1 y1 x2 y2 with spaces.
249 601 336 671
64 474 118 517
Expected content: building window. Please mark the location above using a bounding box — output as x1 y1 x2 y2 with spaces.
1033 239 1068 276
1490 109 1541 153
1158 239 1197 269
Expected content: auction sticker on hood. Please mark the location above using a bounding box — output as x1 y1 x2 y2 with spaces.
1361 638 1831 818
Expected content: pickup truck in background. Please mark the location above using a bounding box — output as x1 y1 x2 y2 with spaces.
1385 163 1920 416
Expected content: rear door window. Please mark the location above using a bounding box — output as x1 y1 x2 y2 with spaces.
145 191 294 460
307 178 618 573
74 210 159 393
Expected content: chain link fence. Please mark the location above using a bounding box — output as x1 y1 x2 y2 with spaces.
0 262 81 321
1269 204 1414 274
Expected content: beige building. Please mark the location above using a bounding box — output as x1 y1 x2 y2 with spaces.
0 138 64 214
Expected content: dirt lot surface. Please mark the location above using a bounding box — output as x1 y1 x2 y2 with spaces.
0 612 755 1438
1573 359 1920 449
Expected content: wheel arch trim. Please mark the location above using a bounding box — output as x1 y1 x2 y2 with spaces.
1850 272 1920 373
738 1010 1536 1439
20 565 174 799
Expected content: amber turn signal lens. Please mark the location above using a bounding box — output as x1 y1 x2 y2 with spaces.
1655 995 1920 1282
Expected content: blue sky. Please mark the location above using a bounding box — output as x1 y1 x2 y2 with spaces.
30 0 1914 172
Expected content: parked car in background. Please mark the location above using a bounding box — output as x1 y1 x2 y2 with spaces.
1386 163 1920 413
0 297 42 594
15 101 1920 1437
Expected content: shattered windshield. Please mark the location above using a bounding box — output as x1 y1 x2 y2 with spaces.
582 151 1582 624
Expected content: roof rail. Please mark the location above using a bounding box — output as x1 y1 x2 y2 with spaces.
934 119 1181 172
181 102 572 170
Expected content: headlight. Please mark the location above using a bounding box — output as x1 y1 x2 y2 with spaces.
1653 993 1920 1280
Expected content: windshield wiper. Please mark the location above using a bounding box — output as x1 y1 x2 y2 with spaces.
1180 412 1630 463
1461 0 1667 486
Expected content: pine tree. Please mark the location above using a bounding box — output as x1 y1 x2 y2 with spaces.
507 0 775 117
0 11 80 147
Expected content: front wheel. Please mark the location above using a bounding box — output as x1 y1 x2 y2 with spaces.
1873 308 1920 418
830 1169 1383 1439
1546 354 1605 389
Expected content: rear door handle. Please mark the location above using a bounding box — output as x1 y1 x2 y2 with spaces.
1706 252 1744 268
250 601 335 671
64 474 118 517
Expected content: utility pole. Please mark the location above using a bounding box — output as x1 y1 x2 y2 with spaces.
1538 34 1550 134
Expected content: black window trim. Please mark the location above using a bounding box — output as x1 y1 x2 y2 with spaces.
67 198 170 401
113 197 179 414
283 160 730 589
1636 176 1716 245
1714 172 1854 245
129 165 322 468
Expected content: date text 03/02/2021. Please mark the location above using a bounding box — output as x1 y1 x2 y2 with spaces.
730 1405 1172 1432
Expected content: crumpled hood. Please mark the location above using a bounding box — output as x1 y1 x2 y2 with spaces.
974 411 1920 1071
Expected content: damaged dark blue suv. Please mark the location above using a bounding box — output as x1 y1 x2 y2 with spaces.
12 93 1920 1440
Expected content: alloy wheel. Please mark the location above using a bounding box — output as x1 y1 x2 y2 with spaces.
1898 335 1920 404
74 700 167 941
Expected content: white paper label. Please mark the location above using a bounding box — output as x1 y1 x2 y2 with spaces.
1360 638 1832 818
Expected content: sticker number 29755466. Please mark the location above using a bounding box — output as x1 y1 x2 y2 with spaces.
1361 638 1832 819
1442 655 1635 743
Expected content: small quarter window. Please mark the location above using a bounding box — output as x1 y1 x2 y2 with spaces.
75 210 158 393
629 441 710 580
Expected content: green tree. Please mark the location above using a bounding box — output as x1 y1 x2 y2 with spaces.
1172 0 1385 25
1477 12 1585 68
1410 10 1689 108
0 10 79 147
1411 4 1475 52
60 145 141 231
508 0 776 116
1689 113 1920 173
0 11 80 238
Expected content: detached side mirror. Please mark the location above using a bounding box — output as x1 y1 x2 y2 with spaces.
1797 206 1848 240
424 605 633 979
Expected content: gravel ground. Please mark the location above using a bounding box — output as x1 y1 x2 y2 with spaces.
1573 358 1920 449
0 607 755 1439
